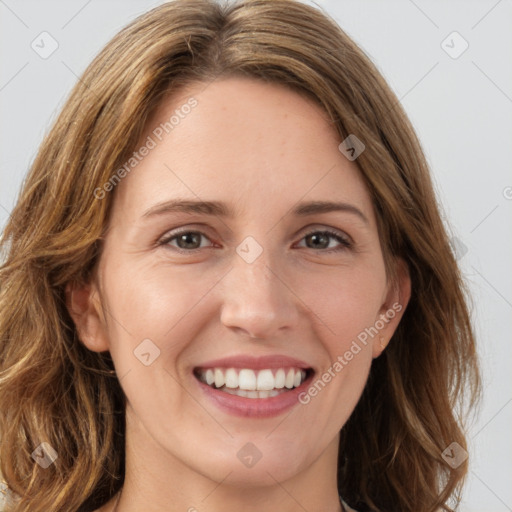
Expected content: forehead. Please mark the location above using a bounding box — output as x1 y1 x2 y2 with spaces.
111 76 374 224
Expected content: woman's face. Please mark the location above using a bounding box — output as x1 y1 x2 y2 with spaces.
69 76 409 489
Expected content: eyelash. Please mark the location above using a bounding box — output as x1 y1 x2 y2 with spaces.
158 227 352 254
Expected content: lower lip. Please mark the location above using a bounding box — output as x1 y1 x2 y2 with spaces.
194 372 314 418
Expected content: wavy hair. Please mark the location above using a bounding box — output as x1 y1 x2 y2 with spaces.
0 0 480 510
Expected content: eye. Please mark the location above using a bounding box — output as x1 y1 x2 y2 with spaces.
159 230 214 252
296 228 352 252
158 227 352 254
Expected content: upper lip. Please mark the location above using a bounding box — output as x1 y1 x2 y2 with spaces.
194 355 313 371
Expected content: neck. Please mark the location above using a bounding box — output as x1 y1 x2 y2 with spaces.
112 488 345 512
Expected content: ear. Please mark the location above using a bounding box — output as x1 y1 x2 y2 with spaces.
65 279 110 353
372 258 411 359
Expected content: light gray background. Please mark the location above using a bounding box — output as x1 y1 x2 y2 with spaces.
1 1 511 510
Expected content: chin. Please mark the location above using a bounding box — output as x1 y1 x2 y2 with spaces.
193 443 309 487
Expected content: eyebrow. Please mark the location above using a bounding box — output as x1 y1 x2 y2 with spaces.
141 199 369 224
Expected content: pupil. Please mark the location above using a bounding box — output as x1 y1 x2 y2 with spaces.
308 233 328 249
179 232 200 249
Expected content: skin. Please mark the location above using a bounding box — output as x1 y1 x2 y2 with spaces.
67 76 410 512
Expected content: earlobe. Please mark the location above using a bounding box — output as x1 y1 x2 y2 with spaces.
372 258 411 359
65 280 110 353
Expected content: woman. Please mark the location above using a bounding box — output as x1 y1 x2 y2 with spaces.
0 0 481 511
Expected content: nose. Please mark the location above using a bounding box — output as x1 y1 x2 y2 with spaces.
219 247 301 340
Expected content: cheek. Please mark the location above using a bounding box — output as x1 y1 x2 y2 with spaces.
101 261 222 361
297 268 384 427
299 263 387 348
99 263 216 420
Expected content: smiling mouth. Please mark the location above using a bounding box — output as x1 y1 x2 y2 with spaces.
193 367 314 399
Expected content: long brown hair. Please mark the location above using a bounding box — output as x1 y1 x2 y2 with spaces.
0 1 481 510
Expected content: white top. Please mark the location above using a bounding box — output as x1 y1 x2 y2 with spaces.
341 497 360 512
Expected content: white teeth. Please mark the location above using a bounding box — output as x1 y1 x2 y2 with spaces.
196 367 309 395
238 369 256 390
256 369 275 390
285 368 295 389
214 368 225 388
225 368 238 389
275 368 286 388
220 388 284 399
